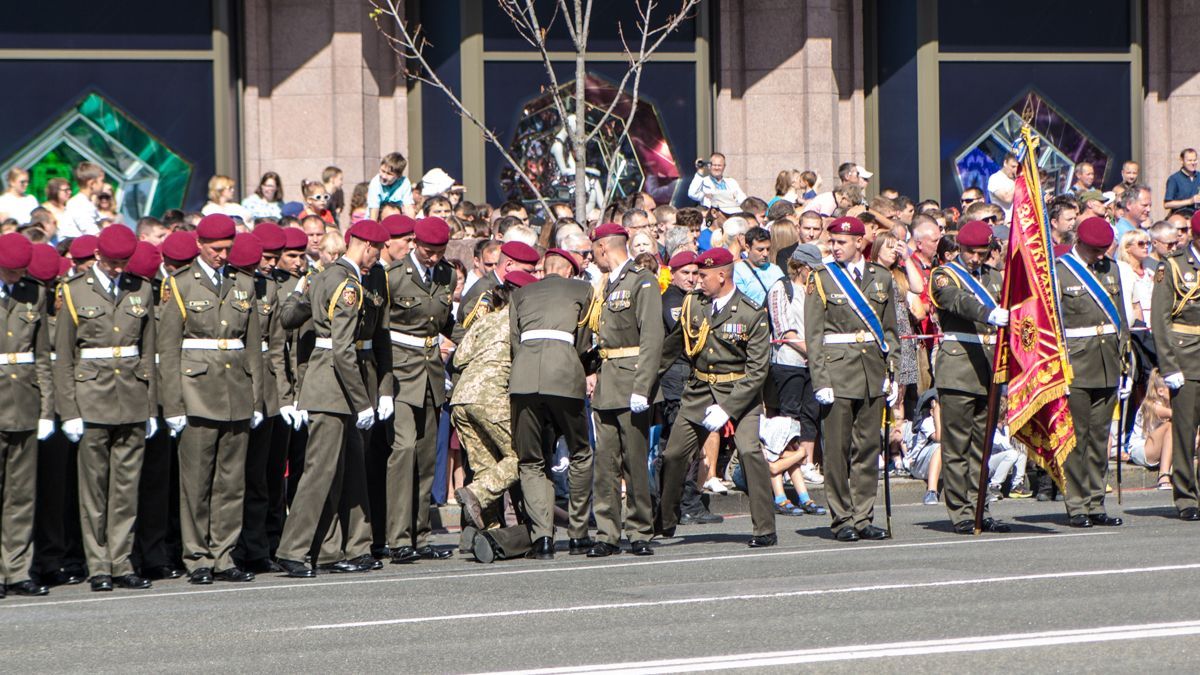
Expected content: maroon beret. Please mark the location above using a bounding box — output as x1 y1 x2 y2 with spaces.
505 270 539 288
668 251 697 270
283 227 308 251
544 248 581 276
252 222 287 251
414 217 450 245
1077 216 1114 249
827 216 866 236
27 244 61 283
228 233 264 269
382 214 417 238
589 222 629 242
58 257 73 277
126 241 162 279
696 247 735 269
161 231 199 263
500 241 539 264
97 225 137 260
1191 211 1200 238
956 220 992 248
69 234 99 261
349 219 389 244
0 233 33 269
196 213 236 240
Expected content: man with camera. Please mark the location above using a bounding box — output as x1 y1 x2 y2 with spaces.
688 153 746 212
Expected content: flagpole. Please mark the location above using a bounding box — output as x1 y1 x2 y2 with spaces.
974 294 1011 535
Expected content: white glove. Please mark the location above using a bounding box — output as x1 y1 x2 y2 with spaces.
629 394 649 414
356 408 375 430
297 409 310 427
279 405 301 431
987 307 1009 327
1117 377 1133 401
376 395 395 421
1165 372 1186 390
701 404 730 432
295 275 308 294
62 418 84 443
883 378 899 407
165 415 188 435
145 417 159 439
251 411 264 429
815 388 835 405
37 419 55 441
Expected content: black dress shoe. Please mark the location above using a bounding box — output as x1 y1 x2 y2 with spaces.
143 565 185 580
113 574 151 590
415 545 452 560
348 553 383 571
953 520 975 535
568 537 594 555
318 560 368 573
214 567 255 582
586 542 622 558
835 526 860 542
748 533 778 548
980 518 1011 533
630 540 654 556
655 525 676 538
189 568 213 585
1089 514 1123 527
244 559 284 574
276 558 316 578
89 575 113 592
1182 507 1200 522
390 546 420 564
528 536 555 560
46 568 86 586
680 512 724 525
857 525 890 541
1068 514 1093 528
10 580 49 596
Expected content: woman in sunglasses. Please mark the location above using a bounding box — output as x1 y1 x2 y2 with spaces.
201 174 250 222
300 178 335 225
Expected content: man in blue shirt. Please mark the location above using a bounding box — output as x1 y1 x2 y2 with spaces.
732 226 784 306
1164 148 1200 216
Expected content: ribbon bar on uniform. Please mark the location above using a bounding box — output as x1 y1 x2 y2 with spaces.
1062 324 1116 339
181 338 245 351
80 346 140 359
520 329 574 344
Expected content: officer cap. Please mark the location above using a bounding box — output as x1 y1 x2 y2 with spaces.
505 270 539 288
348 219 389 244
668 251 697 270
500 241 539 264
544 248 581 276
69 234 99 261
97 225 138 260
282 227 308 251
252 222 287 251
0 233 33 270
126 241 162 279
589 222 628 242
228 233 263 269
827 216 865 236
1077 216 1114 249
414 217 450 246
27 243 61 282
382 214 417 238
957 220 992 248
196 214 236 240
696 247 735 269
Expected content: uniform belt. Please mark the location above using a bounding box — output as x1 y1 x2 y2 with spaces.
692 369 745 384
1170 323 1200 336
599 346 640 359
390 330 441 349
261 341 269 353
0 351 34 365
520 329 575 344
181 338 245 351
313 338 375 351
80 346 140 359
941 332 996 345
1063 324 1116 339
823 331 876 345
50 353 57 362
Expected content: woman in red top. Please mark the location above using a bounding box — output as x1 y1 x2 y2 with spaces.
300 178 335 225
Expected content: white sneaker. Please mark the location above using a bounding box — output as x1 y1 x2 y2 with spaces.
703 477 729 494
801 463 824 485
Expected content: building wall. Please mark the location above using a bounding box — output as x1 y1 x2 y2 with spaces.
240 0 409 199
714 0 865 201
1144 0 1200 216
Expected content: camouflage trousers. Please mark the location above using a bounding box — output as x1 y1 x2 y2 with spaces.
451 404 518 528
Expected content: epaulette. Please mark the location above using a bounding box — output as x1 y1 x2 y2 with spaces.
171 263 193 277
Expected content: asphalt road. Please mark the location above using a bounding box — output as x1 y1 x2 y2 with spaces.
4 487 1200 673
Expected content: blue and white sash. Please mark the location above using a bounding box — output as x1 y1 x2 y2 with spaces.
825 262 889 354
1060 253 1122 330
945 261 997 311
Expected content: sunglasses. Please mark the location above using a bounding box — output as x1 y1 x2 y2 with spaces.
572 250 593 258
961 197 979 204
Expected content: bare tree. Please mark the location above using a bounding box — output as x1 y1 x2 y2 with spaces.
370 0 700 222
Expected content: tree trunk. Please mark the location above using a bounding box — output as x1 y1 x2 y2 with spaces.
572 0 588 223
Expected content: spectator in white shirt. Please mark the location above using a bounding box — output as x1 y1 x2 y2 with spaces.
201 175 250 221
687 153 746 210
987 153 1019 223
62 161 106 239
0 168 39 225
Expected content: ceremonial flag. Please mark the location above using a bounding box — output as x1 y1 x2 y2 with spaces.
993 125 1075 488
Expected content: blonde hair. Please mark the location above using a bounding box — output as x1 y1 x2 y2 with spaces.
770 220 798 256
319 230 346 258
1117 228 1150 265
207 175 235 203
1140 369 1169 435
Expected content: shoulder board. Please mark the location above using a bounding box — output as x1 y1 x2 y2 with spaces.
65 270 87 283
171 263 193 277
742 297 762 311
865 261 888 274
